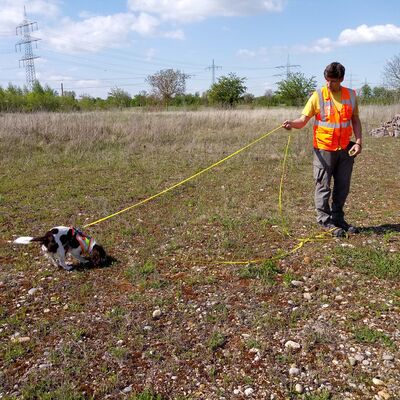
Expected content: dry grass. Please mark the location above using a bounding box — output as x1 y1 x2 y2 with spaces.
0 106 399 399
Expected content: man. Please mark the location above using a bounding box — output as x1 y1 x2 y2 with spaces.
282 62 362 237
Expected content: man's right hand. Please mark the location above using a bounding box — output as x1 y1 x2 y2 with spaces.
282 120 293 130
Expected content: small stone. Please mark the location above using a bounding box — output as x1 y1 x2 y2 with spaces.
28 288 38 295
377 390 391 399
122 385 132 394
291 280 303 287
355 354 365 362
249 348 260 354
362 359 370 366
233 389 240 395
372 378 385 386
295 384 304 394
348 357 357 366
303 293 312 300
152 309 162 319
244 388 254 396
43 308 50 313
14 336 30 343
285 340 301 350
303 256 311 264
289 367 300 376
382 354 394 361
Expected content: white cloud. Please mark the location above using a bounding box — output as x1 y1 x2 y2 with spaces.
127 0 286 22
236 47 269 60
0 0 60 32
294 24 400 54
43 10 188 53
237 49 257 58
130 12 160 35
338 24 400 45
163 29 185 40
45 14 134 53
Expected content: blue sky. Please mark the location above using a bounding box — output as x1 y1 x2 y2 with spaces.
1 0 399 98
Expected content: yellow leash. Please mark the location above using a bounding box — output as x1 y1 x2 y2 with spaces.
83 124 283 228
278 133 292 235
188 229 334 266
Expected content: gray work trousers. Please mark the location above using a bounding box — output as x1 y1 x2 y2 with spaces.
313 148 354 225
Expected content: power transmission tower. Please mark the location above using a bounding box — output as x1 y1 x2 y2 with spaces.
206 59 222 85
274 55 300 79
16 6 41 90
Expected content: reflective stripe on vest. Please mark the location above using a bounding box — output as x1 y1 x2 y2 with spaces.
313 86 355 151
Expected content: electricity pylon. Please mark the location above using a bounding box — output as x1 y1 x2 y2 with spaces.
16 7 41 90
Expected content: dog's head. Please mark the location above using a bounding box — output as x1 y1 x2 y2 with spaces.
90 244 107 267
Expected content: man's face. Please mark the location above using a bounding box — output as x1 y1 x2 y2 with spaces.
325 77 343 92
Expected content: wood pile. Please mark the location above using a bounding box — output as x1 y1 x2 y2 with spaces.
369 114 400 137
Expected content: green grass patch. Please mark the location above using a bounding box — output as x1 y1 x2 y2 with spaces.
354 326 395 349
207 331 226 351
20 380 88 400
335 247 400 279
129 390 163 400
238 259 280 284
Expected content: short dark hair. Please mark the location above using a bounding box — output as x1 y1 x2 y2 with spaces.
324 62 345 80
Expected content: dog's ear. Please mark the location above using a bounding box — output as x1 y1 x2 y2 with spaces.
31 232 58 253
44 232 59 253
91 244 106 267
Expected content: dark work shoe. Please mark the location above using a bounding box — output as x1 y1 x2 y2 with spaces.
332 220 360 234
319 222 346 238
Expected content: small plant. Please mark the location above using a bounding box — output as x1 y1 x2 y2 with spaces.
354 326 395 349
109 346 128 361
129 390 163 400
208 331 226 351
335 247 400 279
3 342 27 365
238 259 280 284
304 391 332 400
282 271 297 286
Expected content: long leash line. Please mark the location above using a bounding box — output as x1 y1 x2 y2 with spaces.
187 229 334 266
83 124 283 228
278 132 292 236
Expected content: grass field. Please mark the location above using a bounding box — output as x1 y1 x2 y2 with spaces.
0 106 399 399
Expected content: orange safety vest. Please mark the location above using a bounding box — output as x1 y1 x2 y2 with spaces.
313 86 356 151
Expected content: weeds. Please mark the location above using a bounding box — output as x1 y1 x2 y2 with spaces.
208 331 226 351
354 326 395 349
335 247 400 279
238 260 280 284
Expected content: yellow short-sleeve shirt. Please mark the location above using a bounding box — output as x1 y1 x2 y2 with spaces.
302 87 359 118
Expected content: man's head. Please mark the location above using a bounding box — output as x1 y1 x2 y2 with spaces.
324 62 345 92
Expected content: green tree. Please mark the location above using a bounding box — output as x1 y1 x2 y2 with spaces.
207 73 247 107
107 87 131 108
360 83 372 99
146 69 190 105
276 72 317 106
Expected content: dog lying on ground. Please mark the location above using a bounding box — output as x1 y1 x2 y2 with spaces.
14 226 107 271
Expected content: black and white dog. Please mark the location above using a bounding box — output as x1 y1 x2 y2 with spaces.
14 226 107 271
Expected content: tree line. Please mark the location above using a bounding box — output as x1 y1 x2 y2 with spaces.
1 53 399 112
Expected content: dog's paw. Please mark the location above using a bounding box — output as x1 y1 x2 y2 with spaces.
60 264 74 271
